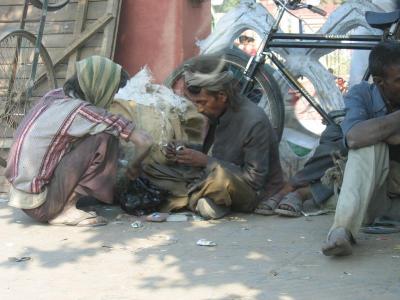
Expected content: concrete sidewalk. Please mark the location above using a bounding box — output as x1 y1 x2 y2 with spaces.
0 200 399 300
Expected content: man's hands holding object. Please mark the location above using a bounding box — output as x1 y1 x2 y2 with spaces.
163 141 208 168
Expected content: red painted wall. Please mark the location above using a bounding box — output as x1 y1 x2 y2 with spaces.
115 0 212 83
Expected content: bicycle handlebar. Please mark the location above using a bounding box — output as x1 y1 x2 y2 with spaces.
306 4 327 17
274 0 327 17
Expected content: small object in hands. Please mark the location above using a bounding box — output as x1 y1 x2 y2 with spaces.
8 256 31 262
175 145 185 151
196 239 217 247
146 212 169 222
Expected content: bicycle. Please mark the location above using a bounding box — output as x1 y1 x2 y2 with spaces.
165 0 398 142
0 0 70 167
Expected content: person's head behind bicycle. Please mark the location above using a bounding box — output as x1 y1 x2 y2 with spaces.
63 55 130 108
369 41 400 110
183 55 244 120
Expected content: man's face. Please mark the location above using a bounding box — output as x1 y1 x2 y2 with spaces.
378 64 400 107
186 88 228 119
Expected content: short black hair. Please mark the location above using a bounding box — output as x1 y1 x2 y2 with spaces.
369 41 400 77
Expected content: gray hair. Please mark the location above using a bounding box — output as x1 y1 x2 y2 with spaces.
183 55 244 110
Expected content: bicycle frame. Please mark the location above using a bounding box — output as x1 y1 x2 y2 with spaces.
241 0 399 125
7 0 51 103
28 0 50 97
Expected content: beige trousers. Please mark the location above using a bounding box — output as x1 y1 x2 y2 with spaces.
330 143 400 237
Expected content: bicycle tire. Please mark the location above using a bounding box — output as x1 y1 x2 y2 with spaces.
30 0 70 11
164 48 285 141
0 30 56 168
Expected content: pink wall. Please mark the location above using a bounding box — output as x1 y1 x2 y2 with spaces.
115 0 212 83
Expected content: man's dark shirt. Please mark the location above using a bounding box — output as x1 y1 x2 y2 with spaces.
205 98 283 193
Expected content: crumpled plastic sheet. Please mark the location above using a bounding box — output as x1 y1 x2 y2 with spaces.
115 66 188 113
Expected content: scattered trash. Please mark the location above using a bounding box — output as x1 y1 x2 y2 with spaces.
111 221 124 225
300 236 305 239
61 238 68 241
102 245 113 249
8 256 31 262
131 221 143 228
301 209 332 217
192 215 205 221
116 177 168 216
343 271 352 276
167 214 188 222
115 213 131 221
270 270 279 277
148 234 179 245
146 212 169 222
241 227 249 231
376 237 391 241
392 255 400 259
267 239 273 242
196 239 217 247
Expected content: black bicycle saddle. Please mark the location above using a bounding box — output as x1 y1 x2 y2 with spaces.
365 10 400 31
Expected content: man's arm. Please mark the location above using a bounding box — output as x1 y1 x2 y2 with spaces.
126 128 153 180
174 121 271 191
346 110 400 149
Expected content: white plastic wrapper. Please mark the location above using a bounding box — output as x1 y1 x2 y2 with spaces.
115 66 188 113
196 239 217 247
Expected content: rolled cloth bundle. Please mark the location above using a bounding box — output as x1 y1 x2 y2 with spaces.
183 58 234 92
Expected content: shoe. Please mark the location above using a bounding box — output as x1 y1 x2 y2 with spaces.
195 197 230 220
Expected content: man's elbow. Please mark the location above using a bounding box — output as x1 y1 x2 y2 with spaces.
345 132 361 149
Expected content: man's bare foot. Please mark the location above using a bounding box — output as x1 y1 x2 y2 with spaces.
49 192 107 226
322 227 355 256
49 208 107 226
255 183 295 215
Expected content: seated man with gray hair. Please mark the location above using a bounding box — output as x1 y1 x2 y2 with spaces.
143 55 284 219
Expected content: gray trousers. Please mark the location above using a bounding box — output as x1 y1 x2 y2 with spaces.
330 143 400 237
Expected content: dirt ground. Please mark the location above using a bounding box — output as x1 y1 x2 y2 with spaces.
1 197 399 300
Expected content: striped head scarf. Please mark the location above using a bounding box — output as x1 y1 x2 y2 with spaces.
76 56 122 108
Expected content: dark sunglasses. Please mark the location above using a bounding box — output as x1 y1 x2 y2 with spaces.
186 85 202 95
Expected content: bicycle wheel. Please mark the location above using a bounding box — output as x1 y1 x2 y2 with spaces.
0 30 56 167
164 48 285 140
30 0 70 11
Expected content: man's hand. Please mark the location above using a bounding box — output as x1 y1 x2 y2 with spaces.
129 128 153 149
385 132 400 145
126 163 141 181
128 128 153 169
175 147 208 167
